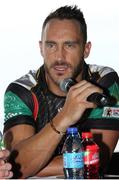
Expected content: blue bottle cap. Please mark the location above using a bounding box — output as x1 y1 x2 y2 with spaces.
67 127 78 134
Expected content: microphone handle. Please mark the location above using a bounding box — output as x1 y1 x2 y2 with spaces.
60 78 112 107
87 92 110 107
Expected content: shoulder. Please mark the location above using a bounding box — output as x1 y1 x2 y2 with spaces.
89 64 117 77
89 64 119 86
5 69 39 92
4 70 39 123
4 70 39 114
13 69 38 90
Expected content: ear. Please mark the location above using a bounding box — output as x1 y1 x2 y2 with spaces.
39 41 43 56
84 41 92 59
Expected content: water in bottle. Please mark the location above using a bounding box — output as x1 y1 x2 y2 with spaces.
62 127 84 179
82 132 99 179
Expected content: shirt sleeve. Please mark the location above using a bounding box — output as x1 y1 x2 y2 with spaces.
4 83 36 132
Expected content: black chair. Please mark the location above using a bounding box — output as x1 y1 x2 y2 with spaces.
104 152 119 179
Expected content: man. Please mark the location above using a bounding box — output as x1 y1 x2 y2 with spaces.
3 5 119 178
0 149 13 178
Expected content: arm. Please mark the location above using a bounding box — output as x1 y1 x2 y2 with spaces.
4 80 102 178
36 155 63 177
4 120 65 178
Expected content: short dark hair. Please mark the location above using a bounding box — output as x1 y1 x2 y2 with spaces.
42 5 87 43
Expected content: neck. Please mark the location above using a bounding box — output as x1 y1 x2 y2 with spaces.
46 75 66 97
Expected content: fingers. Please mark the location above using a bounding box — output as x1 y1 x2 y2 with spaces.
62 80 103 126
0 159 11 170
0 150 13 178
0 161 13 179
0 169 13 179
0 149 10 159
69 80 103 100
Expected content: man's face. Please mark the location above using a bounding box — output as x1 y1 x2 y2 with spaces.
40 19 90 86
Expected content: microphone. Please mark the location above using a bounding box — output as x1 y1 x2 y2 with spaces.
60 78 111 107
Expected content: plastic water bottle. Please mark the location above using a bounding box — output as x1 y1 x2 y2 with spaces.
62 127 84 179
0 131 5 149
82 132 100 179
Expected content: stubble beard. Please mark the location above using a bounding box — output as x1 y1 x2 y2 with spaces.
44 58 84 87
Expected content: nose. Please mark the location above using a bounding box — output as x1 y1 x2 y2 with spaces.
55 45 66 61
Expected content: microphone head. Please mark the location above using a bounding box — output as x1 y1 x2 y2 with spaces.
99 95 110 106
60 78 76 92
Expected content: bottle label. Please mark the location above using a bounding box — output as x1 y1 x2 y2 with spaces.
84 149 99 165
0 139 5 150
63 152 84 168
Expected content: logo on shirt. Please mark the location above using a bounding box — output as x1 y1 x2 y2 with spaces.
103 107 119 118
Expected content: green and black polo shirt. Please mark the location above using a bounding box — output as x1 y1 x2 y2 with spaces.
4 63 119 154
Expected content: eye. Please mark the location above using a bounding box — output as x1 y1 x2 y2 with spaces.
46 42 56 49
64 42 77 49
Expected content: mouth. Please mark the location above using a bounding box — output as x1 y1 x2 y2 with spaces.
53 65 69 72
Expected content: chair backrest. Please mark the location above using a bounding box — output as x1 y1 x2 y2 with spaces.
106 152 119 175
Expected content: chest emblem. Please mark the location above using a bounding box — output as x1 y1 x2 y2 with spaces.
103 107 119 118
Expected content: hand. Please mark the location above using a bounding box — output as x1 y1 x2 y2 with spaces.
0 149 13 179
61 80 103 127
